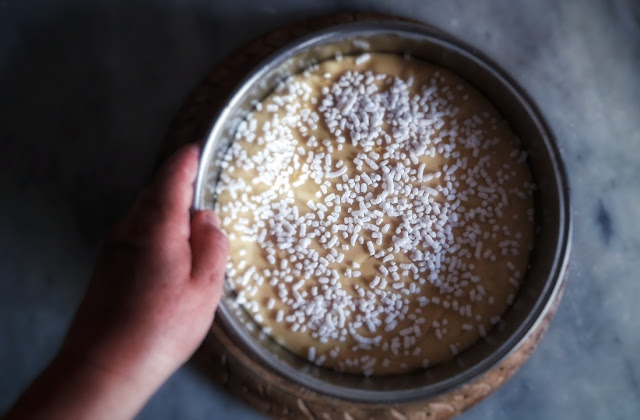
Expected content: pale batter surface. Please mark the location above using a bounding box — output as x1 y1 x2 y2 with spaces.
209 53 535 375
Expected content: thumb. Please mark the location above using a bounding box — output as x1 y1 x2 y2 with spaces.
190 210 230 299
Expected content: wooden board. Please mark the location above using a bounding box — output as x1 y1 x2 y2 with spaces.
163 12 567 420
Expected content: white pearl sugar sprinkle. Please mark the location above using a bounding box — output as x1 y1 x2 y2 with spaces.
212 55 534 374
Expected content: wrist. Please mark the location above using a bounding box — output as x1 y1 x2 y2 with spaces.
5 349 157 420
51 350 157 419
57 334 168 396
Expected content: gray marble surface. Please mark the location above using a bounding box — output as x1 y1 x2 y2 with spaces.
1 0 638 419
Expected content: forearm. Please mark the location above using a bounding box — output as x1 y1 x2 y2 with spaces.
4 351 157 420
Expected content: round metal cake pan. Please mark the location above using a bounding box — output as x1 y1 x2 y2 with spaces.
194 20 571 403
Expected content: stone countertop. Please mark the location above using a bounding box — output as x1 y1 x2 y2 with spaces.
1 0 638 419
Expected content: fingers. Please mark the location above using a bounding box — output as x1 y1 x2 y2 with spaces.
126 144 200 240
152 144 200 214
189 210 230 300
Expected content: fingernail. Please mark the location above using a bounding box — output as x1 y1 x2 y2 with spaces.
205 211 220 228
186 143 200 156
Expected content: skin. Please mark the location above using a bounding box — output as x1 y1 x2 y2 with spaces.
4 144 229 420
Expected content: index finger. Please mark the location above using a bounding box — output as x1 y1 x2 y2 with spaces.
125 144 201 241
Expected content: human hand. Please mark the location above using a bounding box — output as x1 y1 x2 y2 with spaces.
63 143 230 387
4 144 229 420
